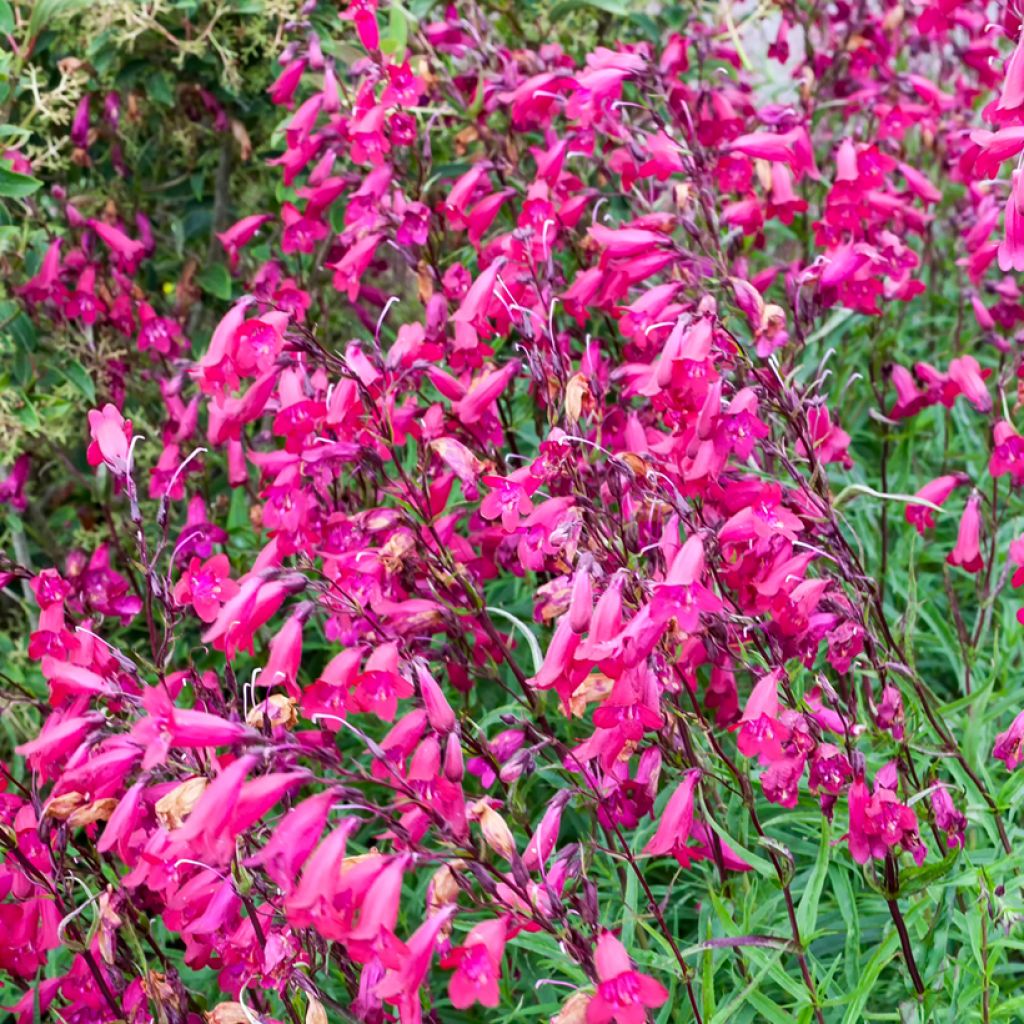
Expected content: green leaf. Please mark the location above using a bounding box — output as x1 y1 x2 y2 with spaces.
831 868 861 990
841 930 899 1024
549 0 629 19
196 263 233 301
58 360 95 403
897 849 961 898
27 0 88 40
0 164 43 199
700 809 775 880
0 1 14 35
746 990 797 1024
621 863 638 950
709 947 786 1024
148 70 175 107
379 3 409 59
796 817 831 936
16 396 39 431
228 485 251 531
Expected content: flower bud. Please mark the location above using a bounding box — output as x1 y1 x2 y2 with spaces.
205 1004 251 1024
427 861 463 914
306 997 328 1024
246 693 298 730
471 799 516 861
551 991 591 1024
564 372 593 425
568 568 593 634
444 731 464 782
418 664 456 733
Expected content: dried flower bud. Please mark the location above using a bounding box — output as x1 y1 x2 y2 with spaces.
143 971 187 1022
43 791 86 822
551 990 591 1024
427 860 463 914
246 693 298 730
471 799 516 861
155 776 208 830
564 372 593 425
205 1004 252 1024
97 889 122 966
306 996 328 1024
68 797 119 828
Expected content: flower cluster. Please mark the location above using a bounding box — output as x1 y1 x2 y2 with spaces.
6 1 1024 1021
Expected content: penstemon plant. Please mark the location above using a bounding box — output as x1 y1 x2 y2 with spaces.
7 1 1024 1022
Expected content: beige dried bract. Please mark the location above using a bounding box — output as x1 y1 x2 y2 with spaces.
155 776 208 830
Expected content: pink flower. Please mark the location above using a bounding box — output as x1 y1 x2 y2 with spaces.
217 213 273 268
930 784 966 850
995 32 1024 123
947 355 992 413
947 492 983 574
734 670 791 764
376 907 454 1024
651 535 724 633
990 421 1024 485
416 664 455 733
845 774 926 866
904 474 966 534
70 95 90 148
88 218 146 272
999 171 1024 273
455 361 521 425
267 58 307 107
342 0 380 52
587 932 669 1024
643 769 705 866
441 917 508 1009
86 404 133 475
480 472 537 531
262 612 306 697
173 554 239 623
994 709 1024 770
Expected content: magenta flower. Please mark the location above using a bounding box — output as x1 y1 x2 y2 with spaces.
905 473 966 534
173 554 239 623
643 769 703 866
88 218 146 272
480 472 538 532
267 57 307 107
990 421 1024 485
376 907 454 1024
845 772 926 866
70 95 90 148
587 932 668 1024
994 710 1024 771
947 492 984 574
734 670 791 764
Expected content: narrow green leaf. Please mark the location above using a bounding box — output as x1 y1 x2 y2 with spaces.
841 931 899 1024
621 865 638 950
797 817 831 937
379 3 409 59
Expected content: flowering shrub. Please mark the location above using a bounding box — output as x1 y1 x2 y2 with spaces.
7 0 1024 1020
